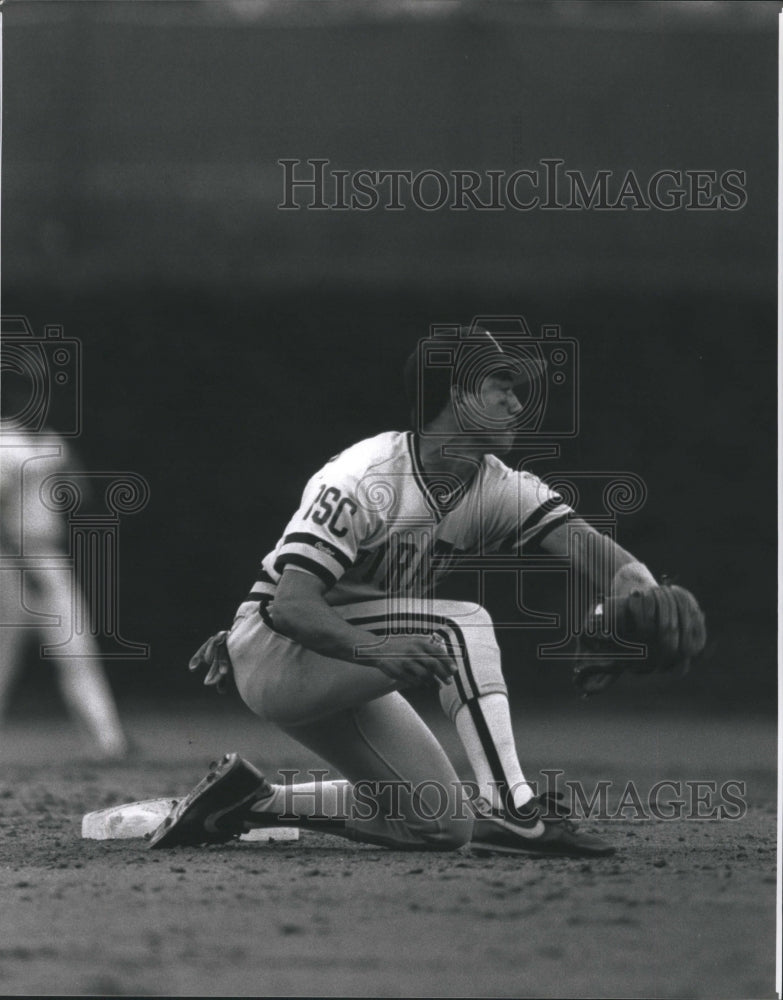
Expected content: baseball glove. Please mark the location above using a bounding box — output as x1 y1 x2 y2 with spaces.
188 630 233 694
573 584 706 697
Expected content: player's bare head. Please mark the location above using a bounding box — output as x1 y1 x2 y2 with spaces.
404 326 542 438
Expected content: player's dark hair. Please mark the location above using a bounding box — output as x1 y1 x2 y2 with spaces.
405 325 509 429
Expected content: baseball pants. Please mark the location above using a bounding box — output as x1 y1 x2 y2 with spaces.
0 567 127 755
227 596 509 850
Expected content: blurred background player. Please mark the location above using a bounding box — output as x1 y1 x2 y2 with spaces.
0 371 129 759
151 325 703 856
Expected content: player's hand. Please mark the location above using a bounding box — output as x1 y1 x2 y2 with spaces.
573 581 706 696
608 560 657 599
361 633 457 691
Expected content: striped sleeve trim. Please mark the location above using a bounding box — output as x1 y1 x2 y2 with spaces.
273 531 354 585
520 503 572 549
282 532 354 570
523 510 571 552
274 553 337 588
521 496 563 532
497 503 573 554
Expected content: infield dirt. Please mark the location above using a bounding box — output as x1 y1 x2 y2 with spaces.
0 702 776 998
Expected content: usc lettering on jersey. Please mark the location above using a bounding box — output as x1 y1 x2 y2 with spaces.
248 431 571 607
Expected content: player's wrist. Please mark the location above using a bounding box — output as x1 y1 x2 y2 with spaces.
609 560 657 598
326 625 388 668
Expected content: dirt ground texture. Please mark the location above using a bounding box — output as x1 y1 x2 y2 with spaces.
0 702 777 999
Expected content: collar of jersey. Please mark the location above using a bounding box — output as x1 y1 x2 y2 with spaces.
406 432 473 520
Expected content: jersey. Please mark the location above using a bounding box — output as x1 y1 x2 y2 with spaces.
248 431 572 608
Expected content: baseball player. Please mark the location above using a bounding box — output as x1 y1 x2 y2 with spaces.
150 326 705 855
0 381 129 759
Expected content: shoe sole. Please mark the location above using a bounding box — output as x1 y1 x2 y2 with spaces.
148 753 269 849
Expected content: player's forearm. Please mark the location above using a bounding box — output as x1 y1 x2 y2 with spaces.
539 517 656 596
270 596 378 664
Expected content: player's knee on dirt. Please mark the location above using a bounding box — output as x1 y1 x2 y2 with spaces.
351 775 472 850
437 604 508 722
415 814 472 851
403 778 473 850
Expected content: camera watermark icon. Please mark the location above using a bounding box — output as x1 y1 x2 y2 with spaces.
413 316 579 440
0 316 82 437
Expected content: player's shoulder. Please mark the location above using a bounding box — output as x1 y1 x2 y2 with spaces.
480 453 555 507
482 453 542 486
320 430 409 481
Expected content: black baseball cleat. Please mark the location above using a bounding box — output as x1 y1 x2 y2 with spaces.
148 753 274 849
470 792 615 858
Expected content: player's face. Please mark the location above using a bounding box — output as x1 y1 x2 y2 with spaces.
461 373 525 453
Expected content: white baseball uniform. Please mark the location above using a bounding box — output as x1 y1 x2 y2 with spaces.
0 430 127 757
227 430 571 848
